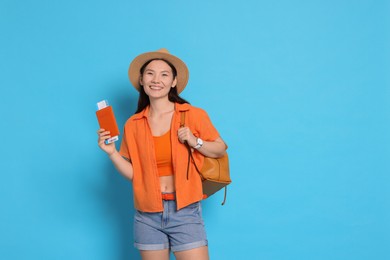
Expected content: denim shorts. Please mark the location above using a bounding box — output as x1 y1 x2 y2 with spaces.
133 199 208 252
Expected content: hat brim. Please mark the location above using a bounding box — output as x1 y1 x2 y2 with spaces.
128 49 189 94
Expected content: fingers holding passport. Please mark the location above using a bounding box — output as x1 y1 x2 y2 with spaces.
97 129 115 154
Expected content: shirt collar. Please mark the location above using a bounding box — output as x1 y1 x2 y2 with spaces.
133 103 190 120
175 102 190 112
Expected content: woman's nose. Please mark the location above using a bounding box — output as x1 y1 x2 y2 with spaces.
152 75 160 83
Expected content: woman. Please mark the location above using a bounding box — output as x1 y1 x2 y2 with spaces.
97 48 227 260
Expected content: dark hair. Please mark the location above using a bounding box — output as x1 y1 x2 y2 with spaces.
135 59 189 114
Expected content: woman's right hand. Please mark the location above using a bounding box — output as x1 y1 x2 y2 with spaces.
97 128 116 156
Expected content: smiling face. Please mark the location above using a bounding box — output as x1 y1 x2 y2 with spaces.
140 59 177 100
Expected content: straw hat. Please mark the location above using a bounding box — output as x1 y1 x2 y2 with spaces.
128 48 189 93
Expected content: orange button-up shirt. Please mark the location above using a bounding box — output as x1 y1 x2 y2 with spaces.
119 103 220 212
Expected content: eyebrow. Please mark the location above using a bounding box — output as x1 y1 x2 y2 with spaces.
145 69 171 73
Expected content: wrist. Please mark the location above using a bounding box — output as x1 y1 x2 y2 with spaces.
108 150 118 158
192 137 204 149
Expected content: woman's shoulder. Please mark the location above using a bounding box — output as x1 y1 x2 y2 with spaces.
176 103 208 116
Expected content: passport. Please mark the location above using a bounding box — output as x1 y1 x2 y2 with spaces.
96 100 120 144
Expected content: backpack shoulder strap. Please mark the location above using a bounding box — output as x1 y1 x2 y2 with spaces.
180 111 186 127
180 111 191 180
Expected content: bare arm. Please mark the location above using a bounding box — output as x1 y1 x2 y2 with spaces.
97 129 134 181
107 150 134 180
193 137 227 158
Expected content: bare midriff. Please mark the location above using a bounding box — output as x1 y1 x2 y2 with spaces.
160 175 175 192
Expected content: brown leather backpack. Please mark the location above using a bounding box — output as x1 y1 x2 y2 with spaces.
180 112 232 205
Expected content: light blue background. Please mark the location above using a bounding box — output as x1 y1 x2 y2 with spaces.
1 0 389 259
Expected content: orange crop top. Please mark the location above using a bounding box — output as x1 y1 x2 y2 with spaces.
153 131 174 176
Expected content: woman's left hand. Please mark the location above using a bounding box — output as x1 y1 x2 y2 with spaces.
177 127 197 147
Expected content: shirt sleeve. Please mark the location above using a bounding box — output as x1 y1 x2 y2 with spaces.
119 126 131 161
196 109 220 141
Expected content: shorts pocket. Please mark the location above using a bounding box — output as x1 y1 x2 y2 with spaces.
176 202 202 223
